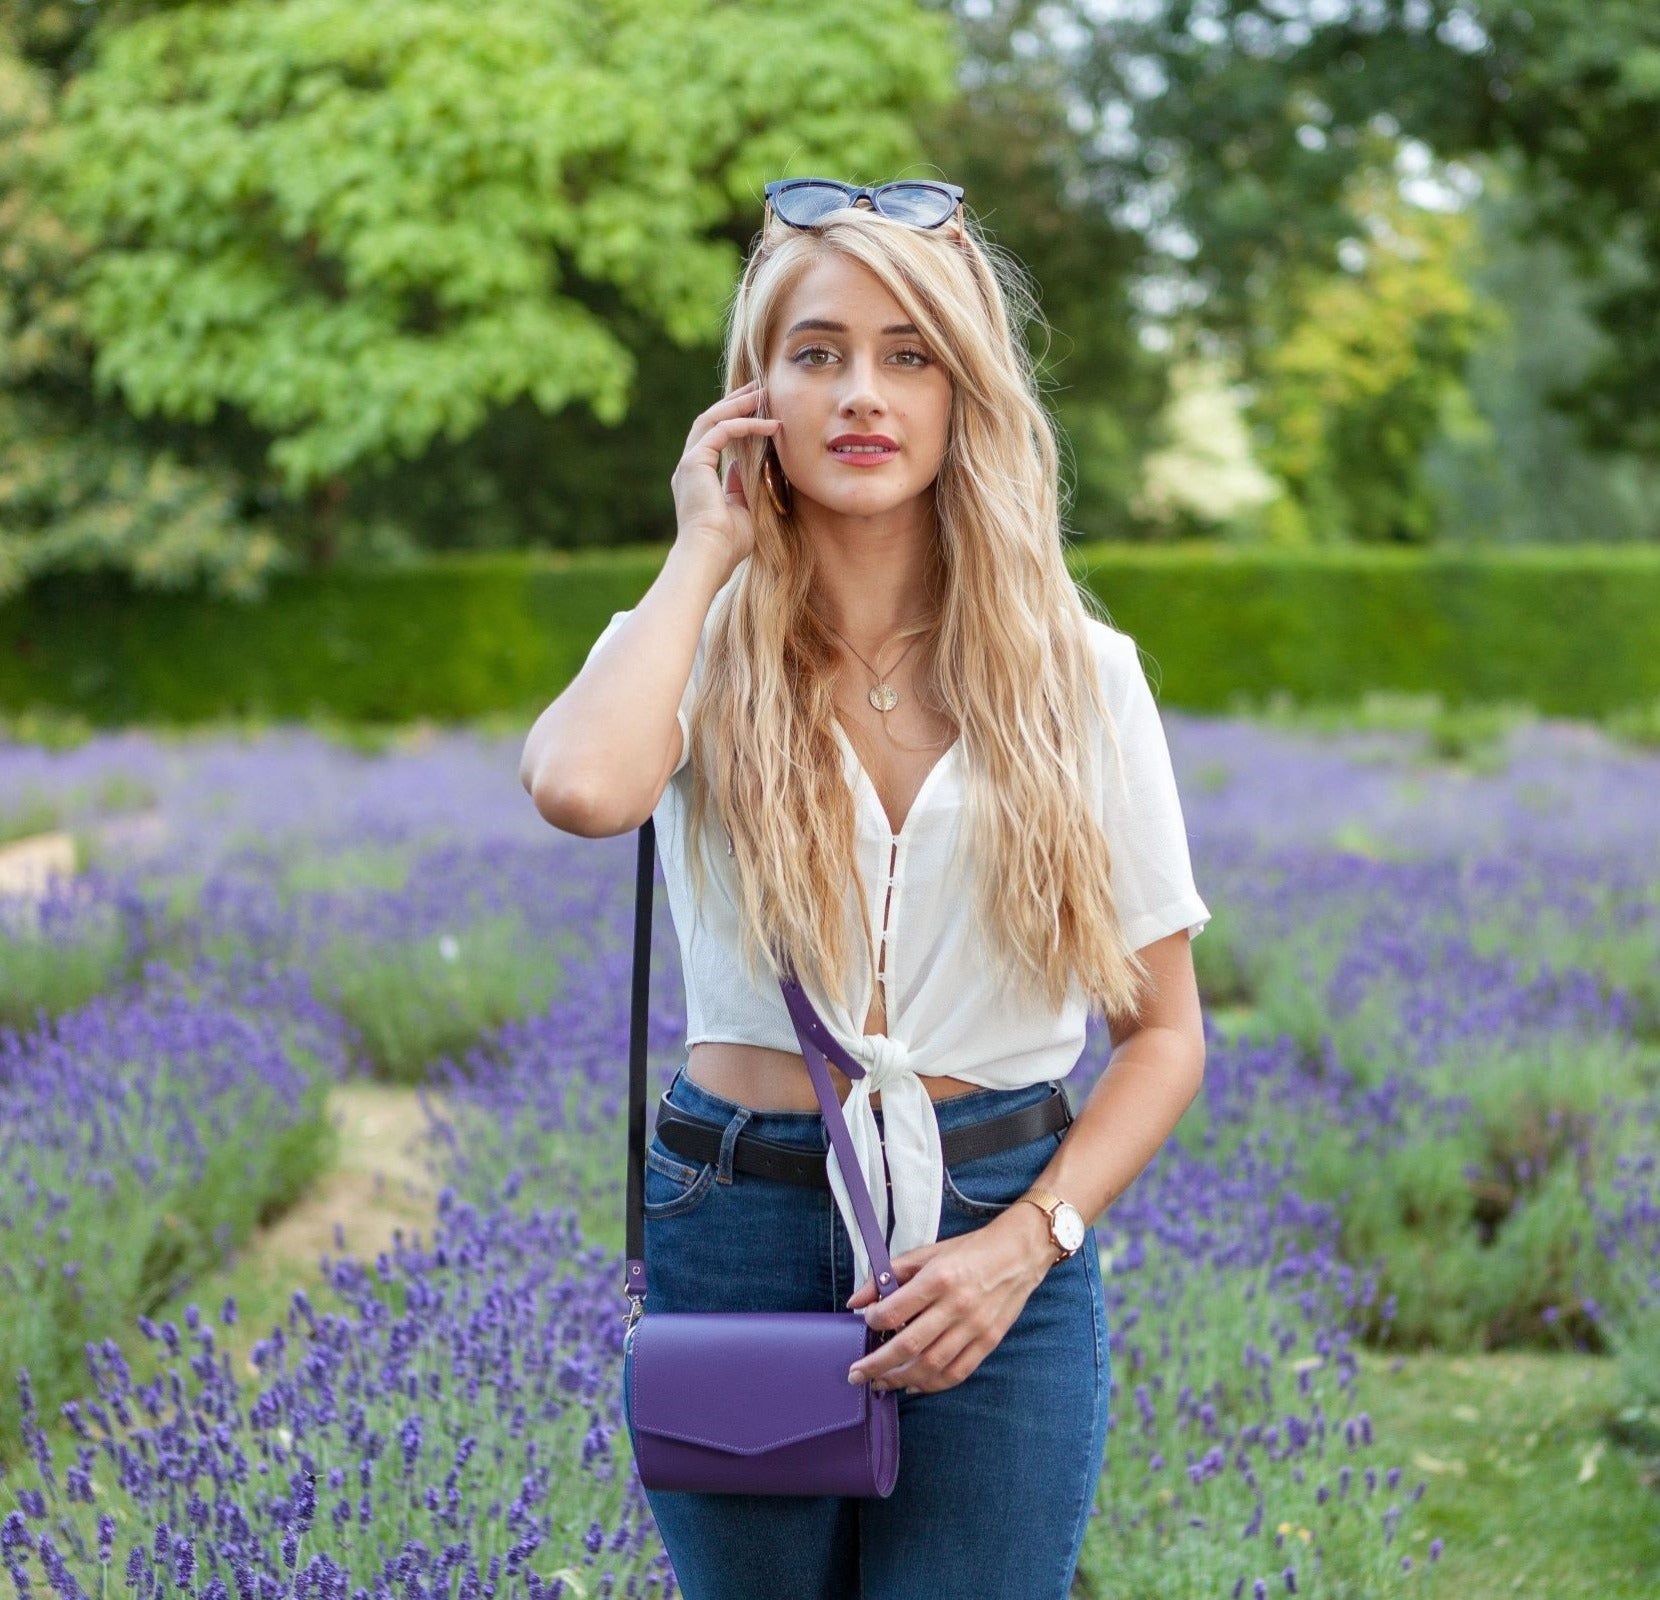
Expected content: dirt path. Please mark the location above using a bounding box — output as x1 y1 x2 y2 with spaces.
258 1082 451 1276
24 1081 456 1465
203 1080 457 1386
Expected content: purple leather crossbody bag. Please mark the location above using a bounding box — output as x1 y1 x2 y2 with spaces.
621 817 904 1496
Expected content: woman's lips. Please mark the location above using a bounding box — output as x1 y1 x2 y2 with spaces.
828 445 899 466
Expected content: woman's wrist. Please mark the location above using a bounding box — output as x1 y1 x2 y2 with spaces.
1001 1195 1063 1278
669 527 741 595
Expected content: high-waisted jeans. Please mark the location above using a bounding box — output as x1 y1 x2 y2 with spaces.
621 1062 1111 1600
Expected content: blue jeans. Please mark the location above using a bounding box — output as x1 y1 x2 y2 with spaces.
622 1062 1111 1600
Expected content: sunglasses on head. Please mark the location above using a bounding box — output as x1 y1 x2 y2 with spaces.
762 178 965 232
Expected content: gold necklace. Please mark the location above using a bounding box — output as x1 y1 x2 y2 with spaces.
821 620 923 712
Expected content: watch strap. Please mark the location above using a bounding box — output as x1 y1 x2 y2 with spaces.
1019 1188 1077 1261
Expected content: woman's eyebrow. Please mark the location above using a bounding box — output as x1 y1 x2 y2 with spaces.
785 318 920 337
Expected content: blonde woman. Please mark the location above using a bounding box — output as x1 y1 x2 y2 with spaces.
521 177 1209 1599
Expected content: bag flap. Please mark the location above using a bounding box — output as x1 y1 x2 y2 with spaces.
629 1311 873 1455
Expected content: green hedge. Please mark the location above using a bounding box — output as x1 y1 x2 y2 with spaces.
1074 543 1660 716
2 543 1656 724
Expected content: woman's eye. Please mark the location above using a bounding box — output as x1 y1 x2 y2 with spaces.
793 346 932 367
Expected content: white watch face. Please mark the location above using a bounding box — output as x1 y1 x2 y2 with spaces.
1053 1202 1086 1253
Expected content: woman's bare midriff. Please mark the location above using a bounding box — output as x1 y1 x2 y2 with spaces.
686 1041 982 1113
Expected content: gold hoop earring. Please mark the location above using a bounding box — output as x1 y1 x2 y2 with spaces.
761 443 793 517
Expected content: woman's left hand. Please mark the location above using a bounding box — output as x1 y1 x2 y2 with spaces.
844 1206 1055 1394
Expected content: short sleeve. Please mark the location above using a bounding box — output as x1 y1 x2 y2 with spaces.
1092 625 1211 951
583 609 695 777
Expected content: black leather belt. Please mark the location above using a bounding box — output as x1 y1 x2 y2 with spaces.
653 1083 1074 1189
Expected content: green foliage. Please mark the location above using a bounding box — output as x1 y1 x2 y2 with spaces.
1061 1 1488 339
0 786 59 844
11 0 1660 610
1070 542 1660 721
1134 353 1281 535
0 544 668 720
0 27 294 603
0 898 134 1029
1059 0 1660 452
1476 1 1660 454
1421 158 1660 546
0 2 959 597
43 0 957 497
0 388 295 602
1249 173 1501 544
1603 697 1660 753
913 11 1170 540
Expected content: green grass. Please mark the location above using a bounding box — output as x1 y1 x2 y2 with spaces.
1350 1347 1660 1598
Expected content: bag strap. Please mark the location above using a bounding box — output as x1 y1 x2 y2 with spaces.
624 816 900 1315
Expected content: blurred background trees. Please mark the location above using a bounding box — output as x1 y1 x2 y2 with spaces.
2 0 1658 601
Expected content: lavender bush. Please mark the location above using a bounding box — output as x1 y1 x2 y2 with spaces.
0 705 1656 1596
2 1193 677 1600
0 869 161 1031
0 956 353 1453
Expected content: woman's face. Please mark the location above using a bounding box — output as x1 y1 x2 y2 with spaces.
763 255 953 527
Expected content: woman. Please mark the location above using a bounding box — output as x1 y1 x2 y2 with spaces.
520 177 1209 1599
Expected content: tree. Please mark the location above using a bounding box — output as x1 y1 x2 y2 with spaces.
6 0 958 590
1133 350 1280 537
1057 0 1660 455
0 21 286 601
1420 155 1660 544
912 0 1172 540
1248 168 1498 543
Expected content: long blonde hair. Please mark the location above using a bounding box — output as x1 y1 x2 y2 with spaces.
684 202 1151 1027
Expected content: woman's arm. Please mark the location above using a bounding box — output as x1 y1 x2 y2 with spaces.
522 378 774 836
846 932 1204 1392
1006 928 1206 1266
520 533 734 837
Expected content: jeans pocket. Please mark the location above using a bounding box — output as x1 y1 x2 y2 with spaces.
940 1129 1065 1219
643 1139 717 1219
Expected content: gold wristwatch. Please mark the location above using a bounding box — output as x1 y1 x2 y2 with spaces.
1020 1187 1086 1263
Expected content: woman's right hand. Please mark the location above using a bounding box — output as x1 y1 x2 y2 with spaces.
671 378 782 573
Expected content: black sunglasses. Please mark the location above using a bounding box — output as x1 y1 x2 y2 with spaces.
762 178 965 232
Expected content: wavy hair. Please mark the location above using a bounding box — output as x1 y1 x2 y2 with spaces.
683 200 1151 1028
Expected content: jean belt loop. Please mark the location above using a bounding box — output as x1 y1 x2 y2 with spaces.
716 1107 753 1184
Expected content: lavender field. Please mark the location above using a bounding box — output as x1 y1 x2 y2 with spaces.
1 703 1657 1599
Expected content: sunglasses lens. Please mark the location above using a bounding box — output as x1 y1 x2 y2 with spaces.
772 182 855 226
876 184 955 226
771 181 958 229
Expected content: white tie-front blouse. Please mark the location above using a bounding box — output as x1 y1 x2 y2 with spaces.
583 570 1210 1293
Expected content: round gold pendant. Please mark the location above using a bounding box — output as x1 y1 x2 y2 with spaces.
868 683 899 712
